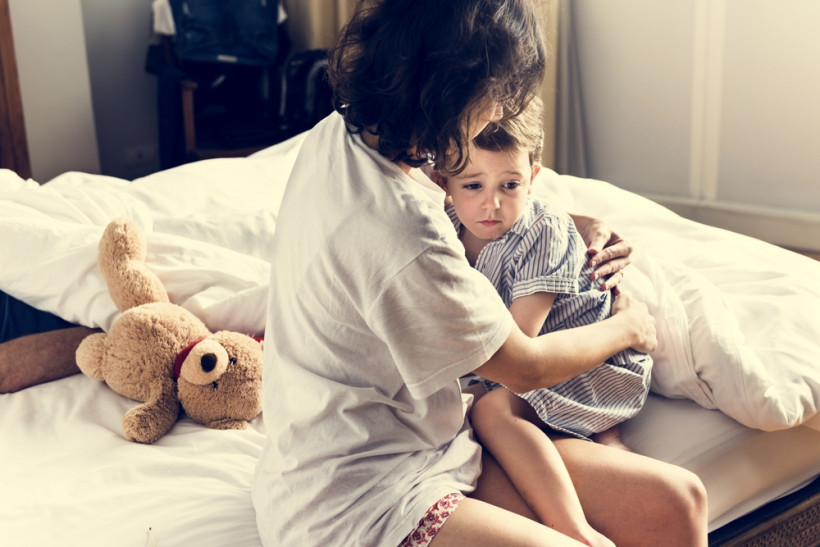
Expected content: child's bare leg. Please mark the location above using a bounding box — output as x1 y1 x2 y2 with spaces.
471 388 613 547
591 424 632 452
0 327 99 393
432 452 585 546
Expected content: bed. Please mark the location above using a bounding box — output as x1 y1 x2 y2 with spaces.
2 129 820 546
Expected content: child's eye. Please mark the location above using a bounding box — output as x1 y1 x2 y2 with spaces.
502 181 521 190
462 183 481 190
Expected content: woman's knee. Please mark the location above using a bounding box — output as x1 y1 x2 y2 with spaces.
677 468 709 528
652 467 709 543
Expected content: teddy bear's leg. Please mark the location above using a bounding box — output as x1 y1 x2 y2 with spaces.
206 418 250 430
122 376 180 444
98 218 169 312
75 332 108 381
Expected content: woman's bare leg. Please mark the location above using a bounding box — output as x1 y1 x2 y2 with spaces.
0 327 99 393
434 441 707 547
553 434 708 547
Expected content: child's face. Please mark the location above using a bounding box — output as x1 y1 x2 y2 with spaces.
444 147 539 242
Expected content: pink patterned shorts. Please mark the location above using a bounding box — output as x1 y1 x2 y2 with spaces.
399 493 465 547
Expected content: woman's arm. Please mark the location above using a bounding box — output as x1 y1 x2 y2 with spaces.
476 291 655 394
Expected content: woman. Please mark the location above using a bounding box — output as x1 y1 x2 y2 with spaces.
252 1 707 545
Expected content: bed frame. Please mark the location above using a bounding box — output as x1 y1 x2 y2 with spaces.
710 477 820 546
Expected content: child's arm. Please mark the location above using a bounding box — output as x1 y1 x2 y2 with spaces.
508 292 556 338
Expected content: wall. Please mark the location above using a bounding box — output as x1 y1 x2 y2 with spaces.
571 0 820 252
80 0 160 179
10 0 160 181
8 0 100 181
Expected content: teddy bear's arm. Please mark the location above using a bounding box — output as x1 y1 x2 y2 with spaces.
122 376 180 444
76 333 108 381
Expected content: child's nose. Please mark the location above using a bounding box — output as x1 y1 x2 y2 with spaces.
482 192 500 209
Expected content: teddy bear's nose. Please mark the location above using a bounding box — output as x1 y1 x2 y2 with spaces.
201 353 217 373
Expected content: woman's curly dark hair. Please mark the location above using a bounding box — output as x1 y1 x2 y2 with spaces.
328 0 546 175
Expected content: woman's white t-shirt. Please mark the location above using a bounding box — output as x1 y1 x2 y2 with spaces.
253 113 513 546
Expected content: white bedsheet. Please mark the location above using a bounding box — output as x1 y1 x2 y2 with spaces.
0 133 303 337
3 131 820 545
3 376 818 545
3 140 819 432
1 375 265 546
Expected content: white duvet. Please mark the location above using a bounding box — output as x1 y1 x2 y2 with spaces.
2 132 820 431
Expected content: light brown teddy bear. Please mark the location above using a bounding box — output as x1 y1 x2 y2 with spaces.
76 218 264 444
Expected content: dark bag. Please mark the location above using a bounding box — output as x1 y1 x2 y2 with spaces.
278 50 335 137
167 0 281 67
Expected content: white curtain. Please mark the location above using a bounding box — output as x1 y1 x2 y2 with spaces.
554 0 587 177
538 0 559 170
281 0 357 51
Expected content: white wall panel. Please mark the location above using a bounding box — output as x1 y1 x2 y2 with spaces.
574 0 695 196
573 0 820 251
8 0 100 181
718 0 820 213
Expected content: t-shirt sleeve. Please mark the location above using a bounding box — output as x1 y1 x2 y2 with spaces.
511 213 584 301
366 246 514 400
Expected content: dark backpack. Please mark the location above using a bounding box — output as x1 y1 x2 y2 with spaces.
167 0 281 67
278 50 335 138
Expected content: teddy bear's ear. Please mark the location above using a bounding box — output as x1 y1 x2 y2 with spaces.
253 336 264 351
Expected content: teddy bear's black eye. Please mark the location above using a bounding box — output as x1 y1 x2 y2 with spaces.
228 357 237 365
211 381 219 389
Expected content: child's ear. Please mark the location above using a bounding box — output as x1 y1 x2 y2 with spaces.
430 171 449 193
528 164 541 194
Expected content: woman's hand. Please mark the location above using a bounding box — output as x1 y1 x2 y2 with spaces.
611 292 657 353
570 214 633 293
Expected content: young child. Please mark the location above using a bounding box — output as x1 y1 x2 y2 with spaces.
435 96 652 544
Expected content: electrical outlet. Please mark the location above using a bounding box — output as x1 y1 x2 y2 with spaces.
125 145 156 166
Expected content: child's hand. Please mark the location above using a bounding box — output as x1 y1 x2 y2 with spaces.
611 291 657 353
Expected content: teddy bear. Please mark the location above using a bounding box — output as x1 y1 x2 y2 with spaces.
76 217 264 444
